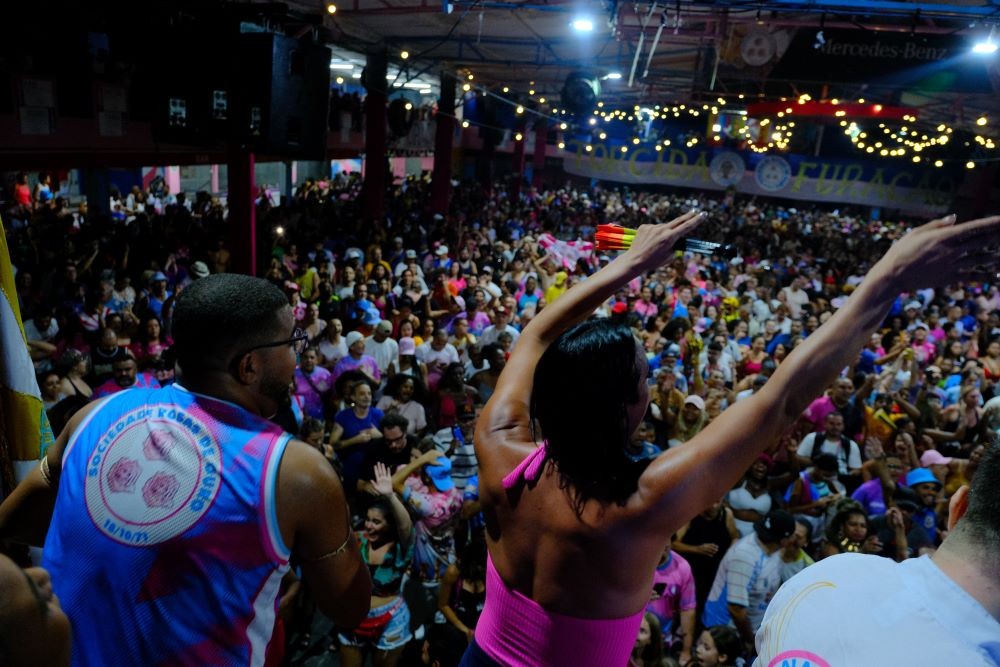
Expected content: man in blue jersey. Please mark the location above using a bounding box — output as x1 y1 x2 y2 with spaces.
0 274 371 666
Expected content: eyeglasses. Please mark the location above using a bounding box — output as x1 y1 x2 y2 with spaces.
243 327 310 357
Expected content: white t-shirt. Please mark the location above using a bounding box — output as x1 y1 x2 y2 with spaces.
755 554 1000 666
797 433 862 475
781 286 810 319
364 336 399 374
416 342 460 368
478 324 520 349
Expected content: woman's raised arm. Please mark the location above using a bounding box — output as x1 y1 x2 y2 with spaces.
636 214 1000 532
475 211 706 481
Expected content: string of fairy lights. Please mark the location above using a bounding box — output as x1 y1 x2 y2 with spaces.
437 64 998 168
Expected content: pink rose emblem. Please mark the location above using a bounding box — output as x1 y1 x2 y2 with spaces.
143 430 174 461
107 457 141 493
142 472 180 509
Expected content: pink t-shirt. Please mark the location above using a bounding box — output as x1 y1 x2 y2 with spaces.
646 551 696 638
801 395 836 432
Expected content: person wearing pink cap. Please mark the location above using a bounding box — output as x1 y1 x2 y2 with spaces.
668 395 707 448
921 448 978 498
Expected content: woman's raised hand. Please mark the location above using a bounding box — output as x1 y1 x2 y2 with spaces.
874 214 1000 290
372 462 394 496
623 210 706 271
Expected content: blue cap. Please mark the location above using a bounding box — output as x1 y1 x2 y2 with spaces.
905 467 941 489
426 457 454 491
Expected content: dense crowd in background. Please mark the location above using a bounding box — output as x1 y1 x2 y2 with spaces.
5 168 1000 666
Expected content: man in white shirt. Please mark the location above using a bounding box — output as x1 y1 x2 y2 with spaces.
795 411 863 478
478 266 503 304
478 306 520 349
780 276 810 319
755 439 1000 666
393 250 425 278
703 510 796 657
363 320 399 378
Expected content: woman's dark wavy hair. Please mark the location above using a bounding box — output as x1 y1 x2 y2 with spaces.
530 318 649 513
384 372 428 405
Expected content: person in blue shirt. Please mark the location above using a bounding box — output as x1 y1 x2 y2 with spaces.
905 467 942 543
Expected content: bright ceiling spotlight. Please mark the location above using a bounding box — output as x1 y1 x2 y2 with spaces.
571 17 594 32
326 2 337 13
973 26 998 54
401 50 409 59
604 72 622 80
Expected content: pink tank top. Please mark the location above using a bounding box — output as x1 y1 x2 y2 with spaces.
475 445 644 666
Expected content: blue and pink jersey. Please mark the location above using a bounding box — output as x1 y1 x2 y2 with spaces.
44 384 292 667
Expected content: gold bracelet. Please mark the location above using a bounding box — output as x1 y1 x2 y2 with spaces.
305 530 354 563
39 456 52 486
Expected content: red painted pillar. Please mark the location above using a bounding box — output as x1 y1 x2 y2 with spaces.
430 72 455 215
227 146 257 276
532 121 547 189
362 49 388 223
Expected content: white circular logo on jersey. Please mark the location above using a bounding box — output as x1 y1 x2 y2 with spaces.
710 151 746 187
84 407 222 546
755 155 792 192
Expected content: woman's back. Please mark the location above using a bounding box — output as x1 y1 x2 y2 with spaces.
480 440 668 619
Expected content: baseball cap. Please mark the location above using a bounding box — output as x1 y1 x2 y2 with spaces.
904 300 922 311
905 467 942 489
665 343 681 356
405 249 418 259
150 271 168 283
611 302 628 315
376 320 393 334
345 331 364 348
920 450 953 467
436 245 449 256
399 337 416 356
426 456 454 491
754 510 796 543
190 261 210 279
684 395 705 411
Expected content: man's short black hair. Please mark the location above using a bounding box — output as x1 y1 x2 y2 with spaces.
959 438 1000 551
172 274 289 373
380 412 409 433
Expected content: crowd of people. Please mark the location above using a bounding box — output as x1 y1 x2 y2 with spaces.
2 167 999 666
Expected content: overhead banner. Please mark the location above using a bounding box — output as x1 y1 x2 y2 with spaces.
771 29 997 94
561 143 954 216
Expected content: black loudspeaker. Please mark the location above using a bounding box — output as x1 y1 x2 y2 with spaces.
150 31 330 158
561 71 600 116
234 33 331 158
